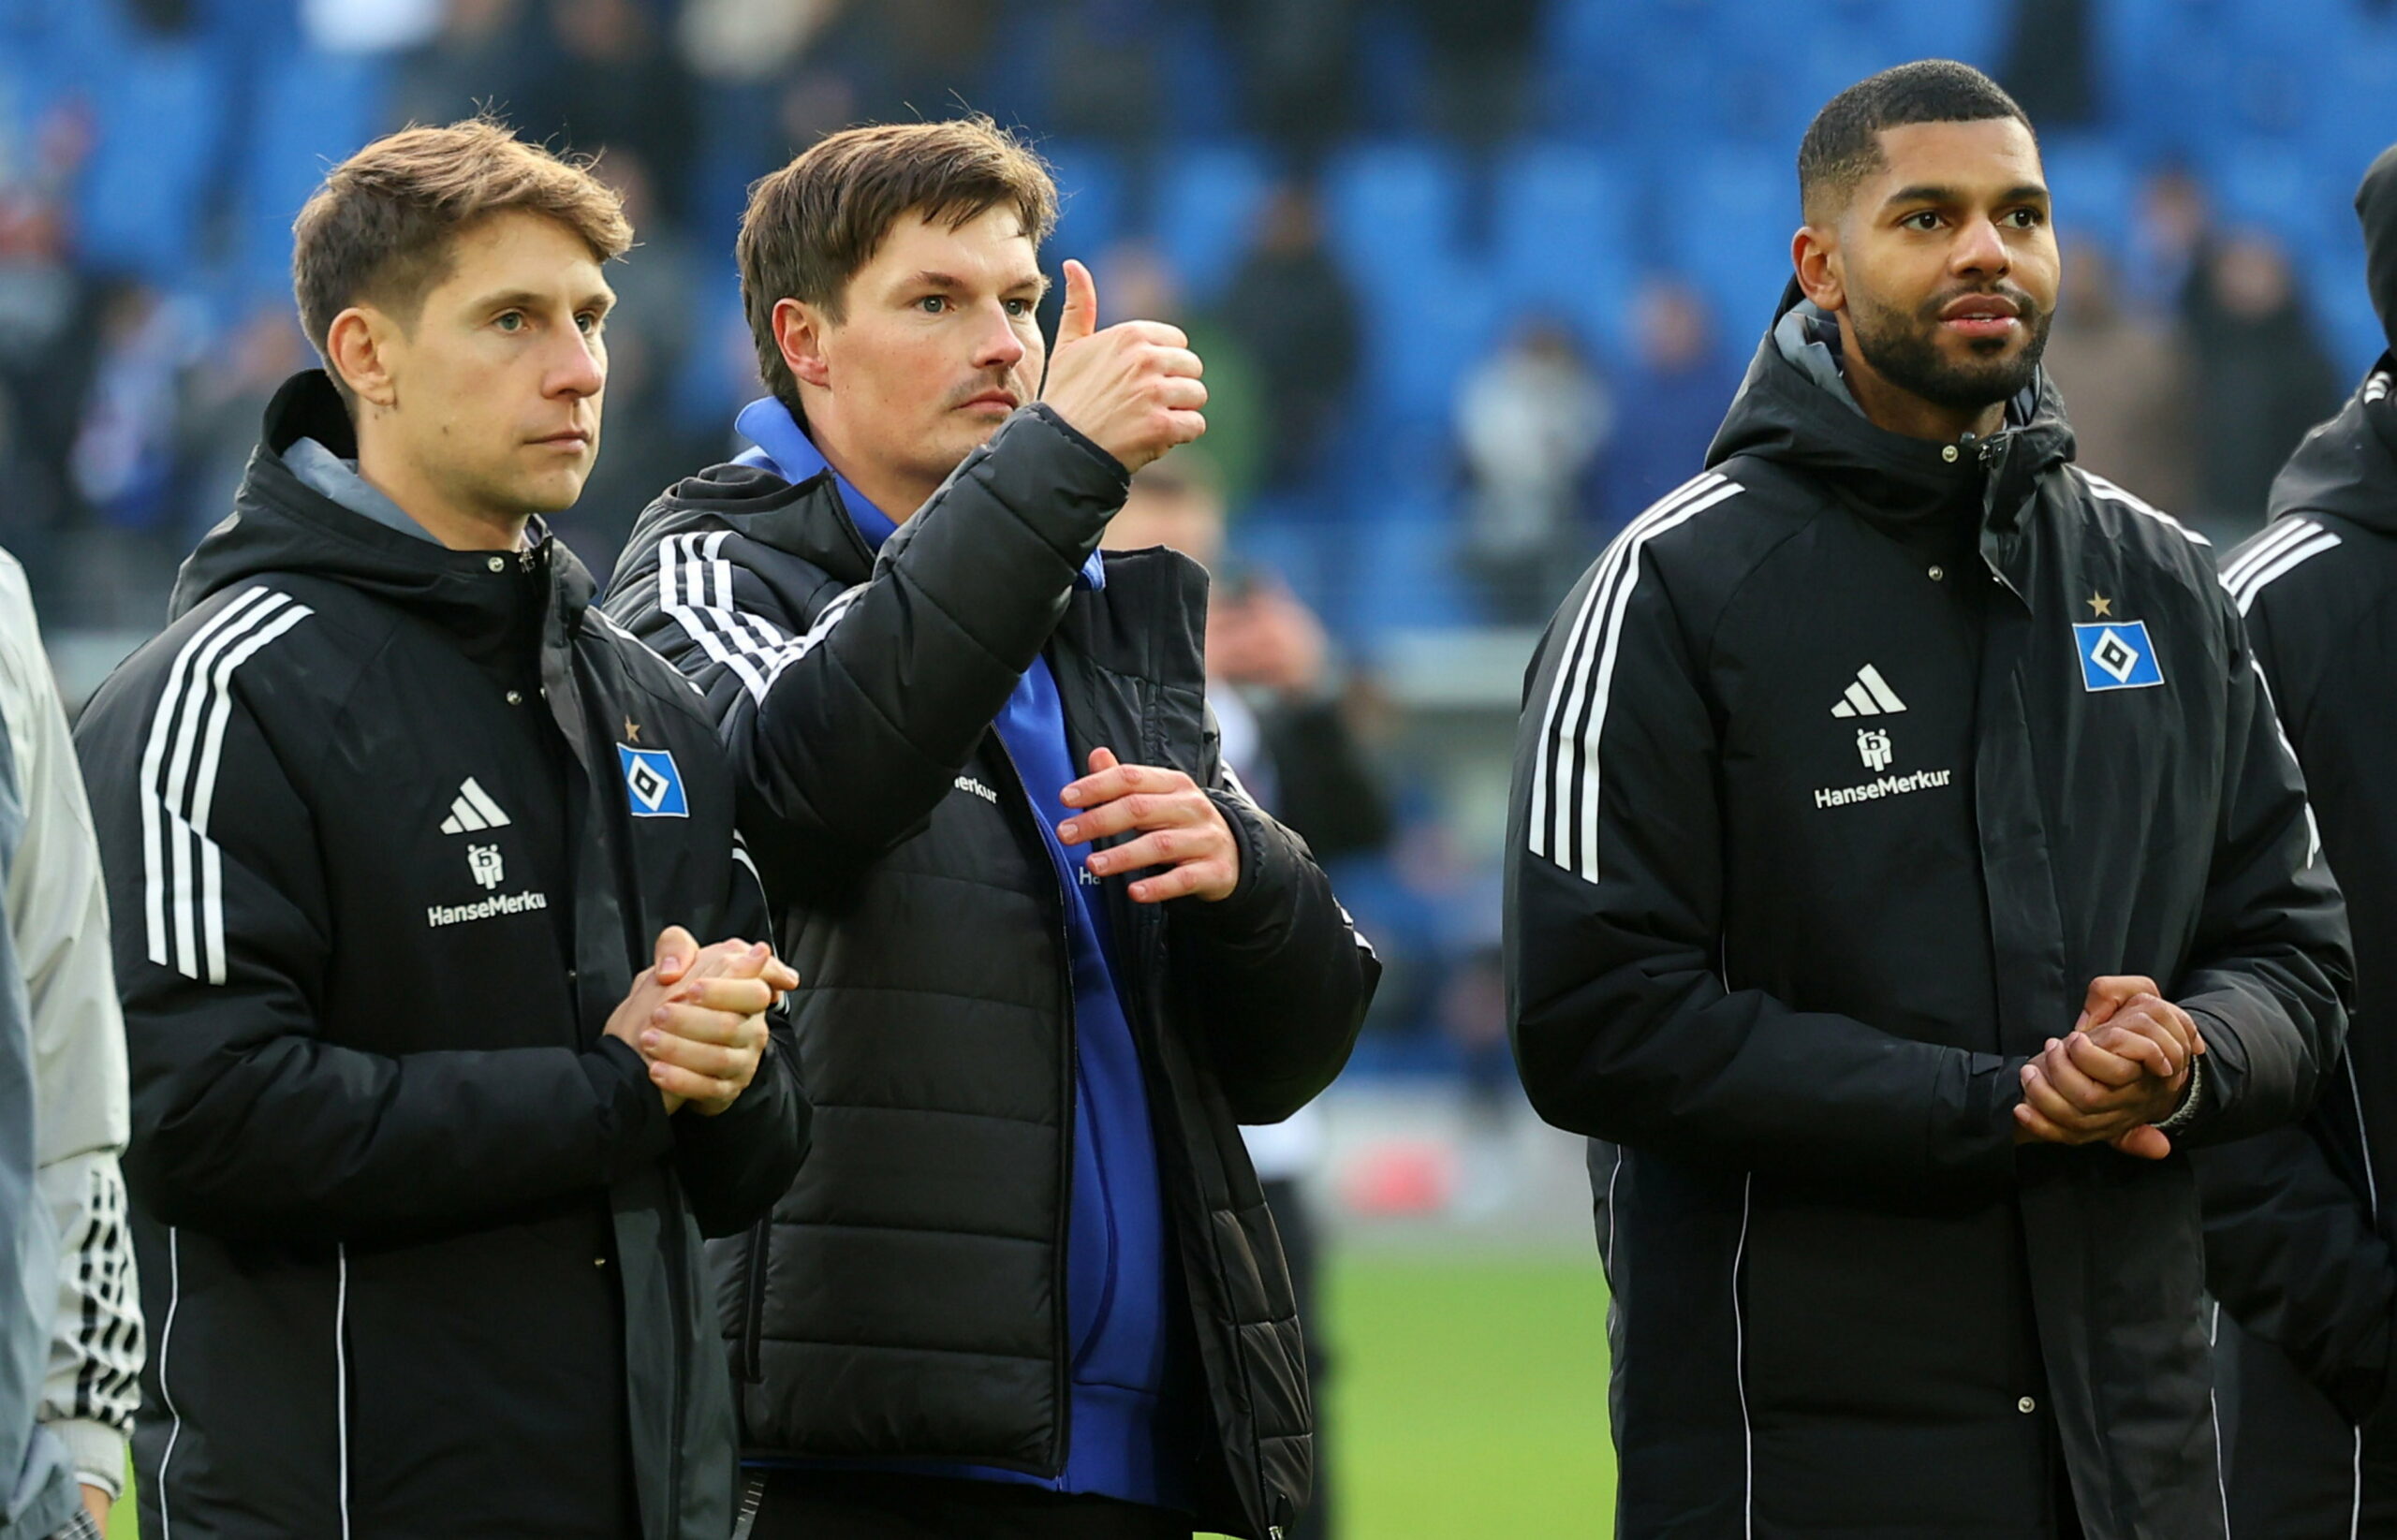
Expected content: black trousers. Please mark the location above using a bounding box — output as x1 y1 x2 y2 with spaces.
743 1471 1190 1540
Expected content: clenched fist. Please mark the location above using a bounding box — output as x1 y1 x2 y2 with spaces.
1038 258 1207 472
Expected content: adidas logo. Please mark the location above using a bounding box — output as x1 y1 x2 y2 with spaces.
438 777 513 834
1830 664 1907 718
2369 372 2391 405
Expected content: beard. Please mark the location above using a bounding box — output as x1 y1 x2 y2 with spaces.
1846 283 2053 415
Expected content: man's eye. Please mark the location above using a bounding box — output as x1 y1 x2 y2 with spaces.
495 312 524 331
1904 212 1942 231
1005 298 1033 316
2007 208 2045 228
577 312 602 333
919 296 948 314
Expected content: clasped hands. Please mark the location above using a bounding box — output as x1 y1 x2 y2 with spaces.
2012 975 2204 1161
602 927 799 1116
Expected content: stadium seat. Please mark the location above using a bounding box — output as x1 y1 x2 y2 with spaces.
73 34 226 284
1152 141 1272 304
1321 143 1485 422
1489 142 1639 360
229 44 392 303
2040 135 2138 259
2213 139 2346 260
1042 139 1126 265
1653 146 1799 344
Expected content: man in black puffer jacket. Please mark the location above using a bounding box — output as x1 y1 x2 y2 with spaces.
2198 143 2397 1535
605 117 1375 1540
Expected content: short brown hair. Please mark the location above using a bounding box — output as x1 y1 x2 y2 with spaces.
292 117 633 389
738 115 1058 422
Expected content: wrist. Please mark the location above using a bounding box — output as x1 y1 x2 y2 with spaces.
2154 1053 2208 1136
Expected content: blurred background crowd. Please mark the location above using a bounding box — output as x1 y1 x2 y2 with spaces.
7 1 2392 1531
0 0 2386 1207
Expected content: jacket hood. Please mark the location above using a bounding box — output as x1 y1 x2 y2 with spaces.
2266 356 2397 536
626 456 875 591
171 369 594 635
2356 145 2397 355
1707 282 2078 540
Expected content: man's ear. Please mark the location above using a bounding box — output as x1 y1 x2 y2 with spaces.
772 297 832 390
1793 223 1846 315
324 304 401 409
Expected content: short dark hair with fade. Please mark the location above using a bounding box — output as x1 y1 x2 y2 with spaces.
292 116 633 403
737 114 1059 423
1798 60 2035 221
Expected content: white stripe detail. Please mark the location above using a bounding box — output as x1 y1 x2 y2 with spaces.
336 1246 351 1540
2253 668 2323 866
2079 468 2212 546
730 839 765 899
655 532 812 703
658 533 772 700
1533 477 1746 883
460 778 509 827
1525 474 1722 862
2351 1056 2380 1215
156 1228 182 1540
2210 1299 2231 1536
1734 1172 1755 1538
139 590 312 981
2230 525 2341 614
1856 663 1905 711
2355 1426 2365 1540
2219 516 2319 591
756 583 867 698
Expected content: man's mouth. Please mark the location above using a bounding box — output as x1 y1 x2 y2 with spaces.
958 389 1021 412
1937 293 2023 340
531 429 592 449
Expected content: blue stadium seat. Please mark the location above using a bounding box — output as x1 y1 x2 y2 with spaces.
2306 246 2382 381
1654 146 1798 343
1042 140 1125 265
1152 141 1272 304
1321 142 1488 425
73 34 226 283
2213 139 2346 259
1341 489 1478 641
230 44 392 303
1489 143 1638 360
2040 136 2138 260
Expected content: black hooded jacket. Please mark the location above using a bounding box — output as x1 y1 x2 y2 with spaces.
602 404 1378 1540
1506 287 2351 1539
71 372 808 1540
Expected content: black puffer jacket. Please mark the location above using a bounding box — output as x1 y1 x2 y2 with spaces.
1507 290 2350 1539
604 405 1377 1540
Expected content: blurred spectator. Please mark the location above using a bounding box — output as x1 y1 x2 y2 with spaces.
1045 1 1166 149
68 284 185 539
390 0 538 133
1099 240 1265 510
1210 0 1358 159
1455 316 1612 624
175 301 310 547
2132 163 2212 316
1608 278 1743 530
520 0 695 188
2040 242 2198 516
675 0 846 84
1998 0 2096 127
301 0 445 56
2187 232 2346 535
1397 0 1541 148
842 0 1002 128
1222 183 1360 495
0 109 96 588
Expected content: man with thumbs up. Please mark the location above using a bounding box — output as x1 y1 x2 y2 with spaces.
604 116 1377 1540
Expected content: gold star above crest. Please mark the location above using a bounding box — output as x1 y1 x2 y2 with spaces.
2086 593 2112 617
623 716 642 744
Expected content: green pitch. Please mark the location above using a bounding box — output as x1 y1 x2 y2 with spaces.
107 1252 1615 1540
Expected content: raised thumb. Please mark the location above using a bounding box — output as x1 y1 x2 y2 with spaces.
1056 257 1098 348
654 924 699 980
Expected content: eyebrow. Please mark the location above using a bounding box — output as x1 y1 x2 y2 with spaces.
904 270 1051 296
469 286 615 314
1884 182 2051 210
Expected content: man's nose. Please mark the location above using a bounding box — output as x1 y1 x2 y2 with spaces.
1952 214 2010 276
972 303 1027 371
550 330 606 398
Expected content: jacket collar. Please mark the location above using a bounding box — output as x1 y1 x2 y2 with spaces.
2267 355 2397 537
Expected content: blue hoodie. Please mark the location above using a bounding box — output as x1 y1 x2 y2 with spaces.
734 400 1189 1512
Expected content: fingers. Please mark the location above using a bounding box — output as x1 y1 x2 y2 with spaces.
1125 856 1238 903
2112 1125 2175 1161
2077 974 2159 1032
640 1009 765 1075
1059 786 1208 844
2089 1017 2184 1081
1087 746 1120 775
665 977 778 1028
2012 1099 2079 1144
1057 258 1098 348
2062 1030 2156 1088
1060 758 1198 815
1082 824 1229 880
647 1057 749 1108
764 957 801 991
2021 1057 2106 1133
653 924 699 982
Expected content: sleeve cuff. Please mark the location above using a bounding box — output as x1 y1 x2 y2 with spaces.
43 1416 125 1497
583 1037 678 1176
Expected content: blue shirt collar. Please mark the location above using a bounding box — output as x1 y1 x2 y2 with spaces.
732 395 1105 589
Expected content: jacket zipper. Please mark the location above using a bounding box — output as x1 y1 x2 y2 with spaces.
984 734 1079 1477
